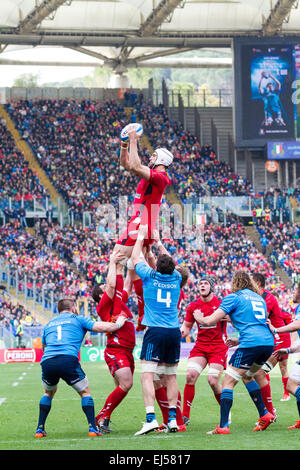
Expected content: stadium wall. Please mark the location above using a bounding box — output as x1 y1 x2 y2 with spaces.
0 87 149 102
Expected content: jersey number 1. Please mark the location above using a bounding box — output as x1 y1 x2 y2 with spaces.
57 325 62 341
157 289 172 308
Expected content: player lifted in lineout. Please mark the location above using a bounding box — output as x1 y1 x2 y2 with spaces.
111 123 173 327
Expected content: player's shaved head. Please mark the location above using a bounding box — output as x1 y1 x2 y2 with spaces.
57 298 76 314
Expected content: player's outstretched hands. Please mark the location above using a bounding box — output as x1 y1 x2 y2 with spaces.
127 124 138 141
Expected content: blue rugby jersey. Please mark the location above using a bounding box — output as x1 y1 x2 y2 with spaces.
219 289 274 348
41 312 95 362
135 262 182 328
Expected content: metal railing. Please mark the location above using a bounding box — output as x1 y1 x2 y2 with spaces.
152 89 232 107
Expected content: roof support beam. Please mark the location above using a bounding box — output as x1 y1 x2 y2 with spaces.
0 57 232 69
139 0 184 37
0 32 234 48
262 0 299 35
17 0 70 33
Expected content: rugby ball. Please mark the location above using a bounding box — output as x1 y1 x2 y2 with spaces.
120 122 143 141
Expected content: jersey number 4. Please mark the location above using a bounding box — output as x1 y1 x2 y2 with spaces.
157 289 172 308
251 300 266 319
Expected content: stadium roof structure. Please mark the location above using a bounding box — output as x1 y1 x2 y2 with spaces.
1 0 300 74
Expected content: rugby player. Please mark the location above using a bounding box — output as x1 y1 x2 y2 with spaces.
35 298 126 438
251 273 291 417
91 253 136 433
194 270 275 435
181 275 228 425
268 282 300 429
111 125 173 321
131 224 184 435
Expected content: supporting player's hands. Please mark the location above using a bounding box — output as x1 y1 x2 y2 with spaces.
136 317 147 332
152 229 160 243
138 224 148 239
226 337 239 348
273 348 289 360
115 315 127 329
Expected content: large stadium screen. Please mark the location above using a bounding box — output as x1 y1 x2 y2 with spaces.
234 37 300 148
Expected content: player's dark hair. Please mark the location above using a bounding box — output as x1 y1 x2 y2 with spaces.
91 284 104 304
251 273 266 288
156 254 176 275
176 266 189 288
57 298 75 313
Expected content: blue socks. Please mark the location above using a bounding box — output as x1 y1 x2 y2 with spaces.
220 389 233 428
38 395 52 429
168 407 177 423
81 396 95 427
295 386 300 417
245 380 267 417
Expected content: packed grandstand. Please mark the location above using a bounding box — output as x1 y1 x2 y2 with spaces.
0 94 299 339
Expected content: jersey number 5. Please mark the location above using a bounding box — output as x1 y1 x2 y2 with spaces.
251 300 265 319
157 289 172 308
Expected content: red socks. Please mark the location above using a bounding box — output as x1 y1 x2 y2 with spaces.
113 275 124 316
155 387 184 426
176 391 184 426
96 386 127 421
282 376 289 395
182 384 195 418
260 383 274 414
133 279 144 319
155 387 169 425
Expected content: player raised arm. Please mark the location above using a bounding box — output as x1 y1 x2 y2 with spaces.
127 127 151 181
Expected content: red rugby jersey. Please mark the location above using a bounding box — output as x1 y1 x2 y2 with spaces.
106 320 136 352
127 169 171 238
185 296 226 344
262 290 285 328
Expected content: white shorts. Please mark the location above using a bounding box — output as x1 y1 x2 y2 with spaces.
289 361 300 384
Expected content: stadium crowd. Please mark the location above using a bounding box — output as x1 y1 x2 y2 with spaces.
0 117 50 206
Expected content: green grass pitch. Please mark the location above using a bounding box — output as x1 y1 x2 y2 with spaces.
0 356 299 451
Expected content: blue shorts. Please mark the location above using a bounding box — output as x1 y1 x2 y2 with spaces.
229 345 274 370
140 327 181 364
41 355 86 389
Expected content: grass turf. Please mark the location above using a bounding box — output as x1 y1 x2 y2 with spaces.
0 356 299 452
